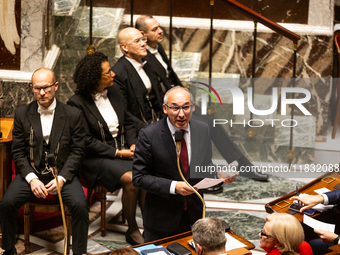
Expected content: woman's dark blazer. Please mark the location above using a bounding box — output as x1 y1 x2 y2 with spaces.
67 84 137 188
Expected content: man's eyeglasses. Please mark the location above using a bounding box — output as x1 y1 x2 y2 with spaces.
31 83 55 93
128 36 147 45
102 70 113 76
260 229 273 239
165 104 193 114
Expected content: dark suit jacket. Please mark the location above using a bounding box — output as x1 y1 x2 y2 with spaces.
143 43 182 89
67 84 137 188
112 55 164 132
11 100 86 182
132 118 213 232
326 189 340 204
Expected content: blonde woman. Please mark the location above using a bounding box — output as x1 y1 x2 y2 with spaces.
259 213 312 255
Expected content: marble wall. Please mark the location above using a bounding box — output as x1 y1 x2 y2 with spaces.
20 0 46 72
0 0 336 164
2 81 33 118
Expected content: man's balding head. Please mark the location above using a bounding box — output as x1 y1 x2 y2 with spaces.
118 27 147 62
135 16 163 48
31 68 58 108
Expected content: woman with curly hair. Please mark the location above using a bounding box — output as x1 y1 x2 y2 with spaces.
68 52 145 245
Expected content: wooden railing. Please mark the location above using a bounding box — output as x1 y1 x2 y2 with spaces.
221 0 300 43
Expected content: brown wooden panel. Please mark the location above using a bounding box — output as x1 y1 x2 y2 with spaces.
265 171 340 222
0 0 21 70
101 230 254 255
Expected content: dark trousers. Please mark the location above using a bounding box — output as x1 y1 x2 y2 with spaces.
308 238 333 255
144 210 191 242
0 174 89 254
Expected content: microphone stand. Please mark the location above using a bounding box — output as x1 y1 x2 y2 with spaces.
175 131 206 218
47 154 67 255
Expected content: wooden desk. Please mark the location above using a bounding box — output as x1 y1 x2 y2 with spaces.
325 244 340 255
0 118 14 200
265 171 340 222
94 230 254 255
0 118 14 246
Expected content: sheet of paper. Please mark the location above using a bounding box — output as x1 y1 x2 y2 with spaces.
314 188 331 195
189 233 247 252
303 215 335 232
193 178 224 189
225 233 247 251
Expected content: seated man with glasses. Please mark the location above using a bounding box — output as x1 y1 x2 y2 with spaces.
0 68 88 255
112 27 165 134
132 86 235 242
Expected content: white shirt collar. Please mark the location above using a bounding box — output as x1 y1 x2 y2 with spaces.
166 117 190 137
92 89 108 101
125 56 147 71
37 98 56 113
147 45 158 54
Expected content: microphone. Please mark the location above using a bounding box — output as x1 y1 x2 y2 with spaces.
175 131 182 156
174 130 206 218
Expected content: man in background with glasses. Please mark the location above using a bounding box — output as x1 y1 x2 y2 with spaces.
136 15 268 182
112 27 165 133
0 68 89 255
133 86 234 242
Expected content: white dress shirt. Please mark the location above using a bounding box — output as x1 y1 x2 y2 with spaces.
93 89 119 138
125 56 152 94
38 99 56 144
26 99 66 184
166 117 191 194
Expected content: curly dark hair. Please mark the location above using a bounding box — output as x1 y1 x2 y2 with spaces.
73 52 108 99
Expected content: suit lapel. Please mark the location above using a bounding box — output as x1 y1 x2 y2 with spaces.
158 44 171 68
122 57 146 114
189 121 200 178
160 118 177 168
83 96 112 138
49 100 67 153
27 102 44 162
107 87 123 126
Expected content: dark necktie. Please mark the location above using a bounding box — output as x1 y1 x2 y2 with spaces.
180 130 189 177
180 130 189 210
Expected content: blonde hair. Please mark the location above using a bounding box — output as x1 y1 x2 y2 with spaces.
265 213 304 255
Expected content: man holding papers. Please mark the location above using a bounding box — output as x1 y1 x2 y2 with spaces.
133 87 235 242
291 190 340 255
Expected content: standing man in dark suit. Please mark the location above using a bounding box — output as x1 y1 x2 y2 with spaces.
0 68 88 255
133 86 234 242
291 190 340 255
136 15 268 182
112 27 164 133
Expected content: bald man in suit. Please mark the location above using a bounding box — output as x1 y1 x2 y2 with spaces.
136 15 268 182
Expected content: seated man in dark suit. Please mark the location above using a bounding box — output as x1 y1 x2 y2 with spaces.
135 15 268 182
133 86 235 242
192 217 227 255
291 190 340 255
112 27 165 133
0 68 88 255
